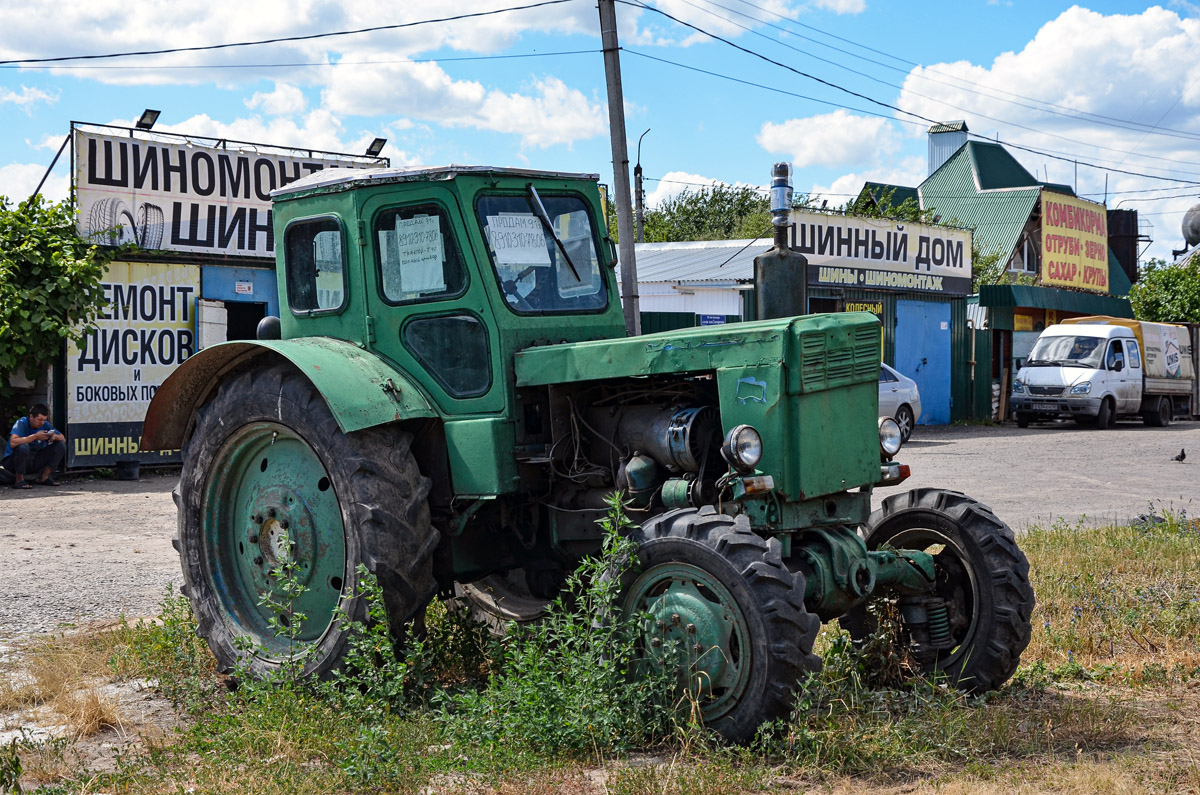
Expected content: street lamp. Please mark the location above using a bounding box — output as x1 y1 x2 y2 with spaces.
136 109 161 130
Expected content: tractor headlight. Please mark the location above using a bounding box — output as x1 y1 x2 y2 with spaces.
878 417 902 459
1070 381 1091 395
721 425 763 472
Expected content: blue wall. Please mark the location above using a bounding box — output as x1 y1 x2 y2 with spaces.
201 265 279 315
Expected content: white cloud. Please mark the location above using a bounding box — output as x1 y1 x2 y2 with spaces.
644 170 765 208
0 86 57 113
758 110 897 168
245 83 307 116
0 162 70 203
324 64 605 148
811 0 866 13
893 6 1200 262
805 156 926 206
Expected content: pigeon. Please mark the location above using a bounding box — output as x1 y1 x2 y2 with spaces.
1173 448 1186 463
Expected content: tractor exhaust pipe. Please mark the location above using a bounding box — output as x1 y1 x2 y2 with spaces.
755 161 808 321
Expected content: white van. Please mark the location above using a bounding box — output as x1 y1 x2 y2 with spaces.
1010 317 1194 429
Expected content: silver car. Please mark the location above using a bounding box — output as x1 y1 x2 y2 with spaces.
879 363 922 443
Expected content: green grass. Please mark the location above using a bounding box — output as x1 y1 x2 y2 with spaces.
7 503 1200 793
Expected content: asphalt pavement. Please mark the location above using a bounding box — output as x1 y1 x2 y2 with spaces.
876 419 1199 531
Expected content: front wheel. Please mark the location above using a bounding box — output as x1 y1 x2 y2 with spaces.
1015 412 1031 429
619 507 821 743
895 405 915 443
176 363 438 679
1095 397 1113 430
840 488 1034 693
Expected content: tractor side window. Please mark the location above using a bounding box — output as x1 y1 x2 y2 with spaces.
285 218 345 313
476 193 607 314
403 314 492 397
374 204 467 304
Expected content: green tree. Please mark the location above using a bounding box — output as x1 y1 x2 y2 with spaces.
0 195 114 398
641 184 798 243
1129 256 1200 322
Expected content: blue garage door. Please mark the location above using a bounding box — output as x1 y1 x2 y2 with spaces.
895 299 951 425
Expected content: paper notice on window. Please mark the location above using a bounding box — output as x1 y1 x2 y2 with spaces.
487 214 551 267
394 215 445 293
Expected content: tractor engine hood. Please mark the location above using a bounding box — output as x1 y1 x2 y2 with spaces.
515 313 880 392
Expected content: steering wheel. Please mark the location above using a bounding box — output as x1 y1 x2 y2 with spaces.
501 266 538 312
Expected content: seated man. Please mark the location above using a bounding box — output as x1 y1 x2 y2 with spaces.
3 403 66 489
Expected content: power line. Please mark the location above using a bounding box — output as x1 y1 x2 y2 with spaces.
0 0 578 65
624 47 1200 185
630 0 1200 172
727 0 1200 141
621 1 1200 187
1 49 599 71
675 0 1200 146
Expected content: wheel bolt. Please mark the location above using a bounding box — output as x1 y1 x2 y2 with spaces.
670 613 681 625
692 643 704 654
249 534 259 543
281 520 290 530
253 514 263 524
269 508 277 518
253 556 264 566
686 623 696 634
650 638 662 648
655 620 666 631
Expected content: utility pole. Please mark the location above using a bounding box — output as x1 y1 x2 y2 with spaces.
635 128 650 243
598 0 641 335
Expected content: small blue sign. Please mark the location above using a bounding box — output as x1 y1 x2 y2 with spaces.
699 314 727 326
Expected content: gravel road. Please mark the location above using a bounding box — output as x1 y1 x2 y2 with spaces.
1 419 1196 641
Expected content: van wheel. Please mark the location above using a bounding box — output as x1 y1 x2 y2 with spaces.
1015 412 1031 429
1094 397 1113 430
1144 397 1171 427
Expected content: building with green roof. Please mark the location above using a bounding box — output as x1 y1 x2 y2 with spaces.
856 123 1137 419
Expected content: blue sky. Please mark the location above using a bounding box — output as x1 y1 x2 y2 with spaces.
2 0 1198 262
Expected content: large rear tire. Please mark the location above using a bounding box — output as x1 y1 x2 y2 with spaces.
1144 396 1171 427
840 488 1034 693
619 507 821 743
175 363 438 679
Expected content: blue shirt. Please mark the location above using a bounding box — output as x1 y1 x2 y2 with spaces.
4 416 61 459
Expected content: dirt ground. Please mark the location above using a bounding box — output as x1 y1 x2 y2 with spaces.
1 420 1197 642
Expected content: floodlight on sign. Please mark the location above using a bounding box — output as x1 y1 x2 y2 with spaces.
136 109 161 130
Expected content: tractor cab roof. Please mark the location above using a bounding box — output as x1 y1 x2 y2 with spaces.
272 164 602 201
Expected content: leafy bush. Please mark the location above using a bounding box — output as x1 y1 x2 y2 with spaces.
439 496 688 753
0 195 115 396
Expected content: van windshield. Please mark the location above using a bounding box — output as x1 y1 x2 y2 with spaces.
1026 335 1104 368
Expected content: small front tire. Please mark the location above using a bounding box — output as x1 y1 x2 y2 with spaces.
619 507 821 743
840 488 1034 693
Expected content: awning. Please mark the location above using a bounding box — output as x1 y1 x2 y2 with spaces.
978 284 1133 317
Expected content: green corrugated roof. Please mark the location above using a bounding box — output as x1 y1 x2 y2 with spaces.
918 142 1040 259
859 182 919 210
929 121 968 134
978 284 1133 317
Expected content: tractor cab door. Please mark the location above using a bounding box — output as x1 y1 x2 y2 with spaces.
358 187 505 416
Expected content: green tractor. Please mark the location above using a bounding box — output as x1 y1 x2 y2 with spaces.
142 165 1033 742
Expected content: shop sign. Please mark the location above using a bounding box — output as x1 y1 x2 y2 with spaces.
792 211 973 296
1040 193 1109 294
699 314 727 325
66 261 200 466
74 127 378 258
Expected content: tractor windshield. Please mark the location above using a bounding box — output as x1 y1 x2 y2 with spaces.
476 193 607 314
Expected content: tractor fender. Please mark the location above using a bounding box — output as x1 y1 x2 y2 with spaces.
141 337 438 451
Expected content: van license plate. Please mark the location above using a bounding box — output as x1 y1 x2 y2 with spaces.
1033 402 1058 411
